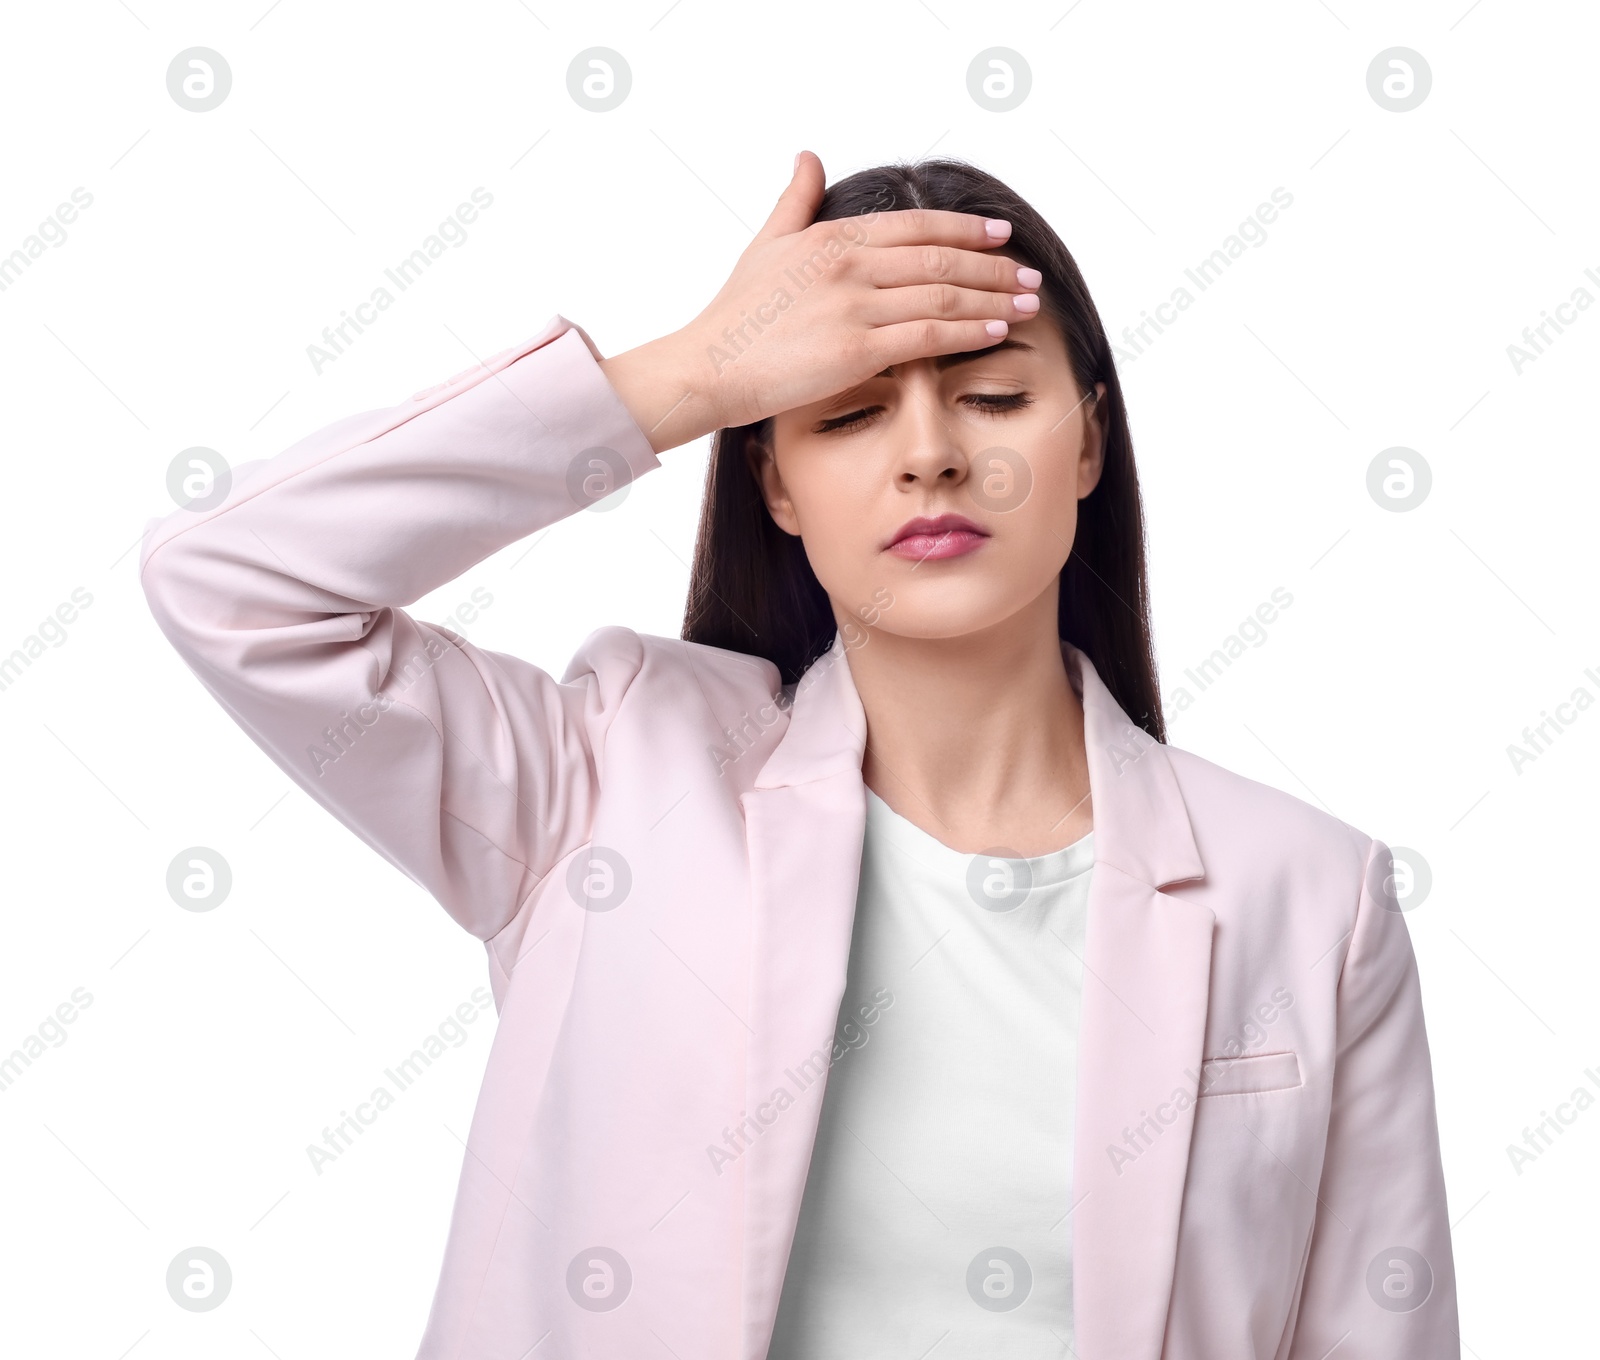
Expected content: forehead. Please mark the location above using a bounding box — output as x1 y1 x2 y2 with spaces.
861 336 1023 380
762 315 1076 443
875 316 1071 380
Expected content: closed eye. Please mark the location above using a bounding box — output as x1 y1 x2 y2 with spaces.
813 392 1034 435
965 392 1033 416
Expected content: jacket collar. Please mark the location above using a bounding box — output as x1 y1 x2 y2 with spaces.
753 631 1204 890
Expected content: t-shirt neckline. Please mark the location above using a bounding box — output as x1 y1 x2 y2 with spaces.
863 786 1095 888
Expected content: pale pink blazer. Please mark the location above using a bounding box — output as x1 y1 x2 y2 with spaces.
139 315 1460 1359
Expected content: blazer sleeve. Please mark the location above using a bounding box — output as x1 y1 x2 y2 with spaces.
1287 837 1461 1358
138 315 662 942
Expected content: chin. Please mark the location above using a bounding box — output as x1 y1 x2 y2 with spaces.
868 601 1010 643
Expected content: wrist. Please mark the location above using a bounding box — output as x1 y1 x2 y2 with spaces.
599 329 724 456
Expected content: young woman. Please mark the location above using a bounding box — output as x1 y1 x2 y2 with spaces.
140 154 1459 1359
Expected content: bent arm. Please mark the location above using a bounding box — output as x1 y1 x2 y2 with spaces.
1286 837 1460 1358
139 316 660 940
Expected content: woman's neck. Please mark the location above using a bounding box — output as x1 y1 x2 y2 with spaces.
841 588 1093 857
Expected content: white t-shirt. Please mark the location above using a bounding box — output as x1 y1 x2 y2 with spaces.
766 786 1095 1359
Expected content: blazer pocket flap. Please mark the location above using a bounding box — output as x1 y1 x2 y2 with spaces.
1198 1049 1301 1097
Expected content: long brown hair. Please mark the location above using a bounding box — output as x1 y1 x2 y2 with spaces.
679 157 1166 742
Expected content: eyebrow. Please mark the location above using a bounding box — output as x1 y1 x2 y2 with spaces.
872 337 1037 379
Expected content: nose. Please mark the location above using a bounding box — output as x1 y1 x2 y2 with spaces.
889 367 968 490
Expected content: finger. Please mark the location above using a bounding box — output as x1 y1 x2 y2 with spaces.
861 242 1041 295
847 206 1013 253
754 150 826 242
864 282 1040 328
863 318 1017 370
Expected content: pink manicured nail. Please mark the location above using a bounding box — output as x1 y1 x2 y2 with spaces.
984 219 1012 241
1017 266 1042 289
1014 293 1040 314
986 320 1009 337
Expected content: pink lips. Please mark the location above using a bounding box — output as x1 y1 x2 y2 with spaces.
883 513 991 561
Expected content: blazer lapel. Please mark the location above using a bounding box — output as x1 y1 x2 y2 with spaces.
737 635 871 1360
733 635 1215 1360
1066 643 1215 1360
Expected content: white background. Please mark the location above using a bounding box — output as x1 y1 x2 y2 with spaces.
1 0 1595 1354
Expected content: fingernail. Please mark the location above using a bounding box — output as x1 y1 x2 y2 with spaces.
794 151 804 172
984 219 1012 241
1014 293 1040 314
986 320 1009 338
1017 266 1042 289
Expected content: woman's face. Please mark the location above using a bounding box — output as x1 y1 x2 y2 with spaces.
756 311 1107 643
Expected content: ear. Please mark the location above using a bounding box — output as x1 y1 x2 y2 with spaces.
748 430 802 536
1077 381 1108 499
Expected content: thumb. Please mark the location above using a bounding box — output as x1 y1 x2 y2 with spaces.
754 150 824 241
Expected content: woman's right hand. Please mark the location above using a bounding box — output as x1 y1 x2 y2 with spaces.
599 150 1042 454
